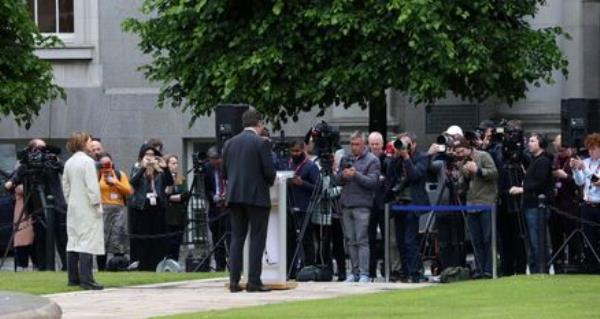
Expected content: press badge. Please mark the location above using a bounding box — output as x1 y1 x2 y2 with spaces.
110 192 120 201
147 193 157 206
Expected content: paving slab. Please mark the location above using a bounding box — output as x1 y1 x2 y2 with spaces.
46 278 431 319
0 291 61 319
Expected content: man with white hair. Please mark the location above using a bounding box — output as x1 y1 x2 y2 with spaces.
367 131 387 280
337 131 381 283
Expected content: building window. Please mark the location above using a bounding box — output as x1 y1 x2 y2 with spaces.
27 0 74 34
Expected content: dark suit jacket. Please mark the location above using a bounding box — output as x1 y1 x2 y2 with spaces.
222 129 276 208
204 163 225 217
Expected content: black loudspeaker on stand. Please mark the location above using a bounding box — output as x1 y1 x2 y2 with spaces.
215 104 249 153
561 99 600 151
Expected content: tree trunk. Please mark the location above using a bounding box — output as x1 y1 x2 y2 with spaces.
368 93 388 144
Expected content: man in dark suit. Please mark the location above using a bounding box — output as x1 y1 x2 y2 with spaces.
204 146 230 271
222 108 276 293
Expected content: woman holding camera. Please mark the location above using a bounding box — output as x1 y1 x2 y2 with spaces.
96 153 133 270
129 145 174 271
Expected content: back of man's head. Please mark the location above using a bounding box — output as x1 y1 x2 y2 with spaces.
242 108 262 128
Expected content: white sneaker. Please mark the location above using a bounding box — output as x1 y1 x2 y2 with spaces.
344 274 357 282
358 275 370 283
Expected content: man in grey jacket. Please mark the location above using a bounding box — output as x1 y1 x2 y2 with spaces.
337 131 381 283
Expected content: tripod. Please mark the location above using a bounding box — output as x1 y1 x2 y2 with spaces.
548 204 600 270
287 161 339 280
186 164 230 272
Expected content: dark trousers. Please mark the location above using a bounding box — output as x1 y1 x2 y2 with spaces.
331 217 346 278
581 204 600 265
394 212 421 278
67 251 95 284
524 207 550 273
209 213 231 271
466 211 492 276
229 203 269 286
437 214 466 270
130 206 167 271
166 224 185 262
498 207 527 276
14 245 33 268
31 213 68 271
368 207 386 278
287 211 315 276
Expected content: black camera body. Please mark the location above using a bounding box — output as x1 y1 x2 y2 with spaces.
306 121 340 158
341 157 354 170
17 145 61 172
192 151 208 172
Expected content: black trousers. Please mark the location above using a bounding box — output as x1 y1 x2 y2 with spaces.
368 207 386 278
130 206 167 271
331 217 346 277
209 213 231 271
229 203 269 286
498 207 527 276
67 251 95 284
436 214 466 270
31 212 68 271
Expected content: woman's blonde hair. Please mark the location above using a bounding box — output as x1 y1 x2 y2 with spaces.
66 132 91 153
164 154 184 185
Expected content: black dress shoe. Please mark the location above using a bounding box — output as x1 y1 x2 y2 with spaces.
246 284 271 293
229 283 243 293
80 281 104 290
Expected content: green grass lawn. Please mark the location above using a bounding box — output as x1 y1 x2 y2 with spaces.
159 275 600 319
0 271 226 295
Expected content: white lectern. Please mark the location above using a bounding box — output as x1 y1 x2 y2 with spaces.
242 171 296 289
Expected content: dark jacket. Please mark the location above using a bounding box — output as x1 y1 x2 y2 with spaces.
204 163 227 217
336 147 381 209
373 154 389 211
285 156 320 213
222 129 276 208
165 181 188 227
522 152 553 209
128 166 174 211
386 151 430 205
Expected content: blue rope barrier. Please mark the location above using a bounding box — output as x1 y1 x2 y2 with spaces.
390 204 493 212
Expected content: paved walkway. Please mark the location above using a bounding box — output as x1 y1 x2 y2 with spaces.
46 278 431 319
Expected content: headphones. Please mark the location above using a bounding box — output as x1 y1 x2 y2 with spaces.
531 132 548 149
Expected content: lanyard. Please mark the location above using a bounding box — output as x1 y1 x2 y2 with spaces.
289 158 308 175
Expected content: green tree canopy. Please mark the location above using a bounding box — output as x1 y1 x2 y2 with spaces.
123 0 568 128
0 1 64 129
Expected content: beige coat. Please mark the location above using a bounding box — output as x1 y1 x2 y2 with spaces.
62 152 104 255
13 185 34 247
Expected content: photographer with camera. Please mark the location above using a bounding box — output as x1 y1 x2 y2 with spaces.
336 131 381 283
454 137 498 279
129 144 174 271
95 152 133 271
203 147 230 271
284 139 320 276
386 132 429 283
5 138 68 270
509 133 553 273
571 133 600 265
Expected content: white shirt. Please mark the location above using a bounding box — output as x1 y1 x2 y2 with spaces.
573 157 600 202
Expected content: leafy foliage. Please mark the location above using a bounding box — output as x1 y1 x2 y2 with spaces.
0 1 64 129
123 0 568 127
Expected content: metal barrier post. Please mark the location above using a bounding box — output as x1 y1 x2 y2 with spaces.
491 204 497 279
384 203 390 283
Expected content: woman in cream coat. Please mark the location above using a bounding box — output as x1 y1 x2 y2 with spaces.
62 132 104 290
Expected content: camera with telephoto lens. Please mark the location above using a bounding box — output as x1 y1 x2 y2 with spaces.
490 119 525 164
435 133 455 153
17 145 62 172
393 139 411 151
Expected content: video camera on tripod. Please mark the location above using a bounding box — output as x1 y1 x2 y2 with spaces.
305 121 340 173
191 151 208 173
17 145 62 174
